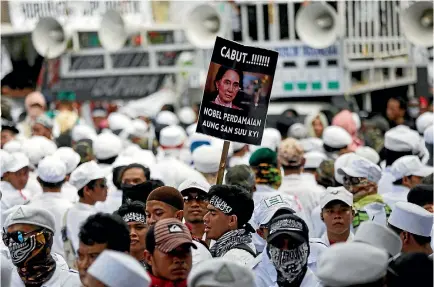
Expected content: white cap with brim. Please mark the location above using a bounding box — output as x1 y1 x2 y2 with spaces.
317 242 388 287
53 147 81 175
192 145 221 173
424 125 433 144
93 132 123 160
188 258 255 287
3 152 29 174
178 178 211 195
334 153 359 185
160 125 186 147
388 201 433 237
416 112 434 134
390 155 433 181
337 157 382 183
354 221 402 256
69 160 106 190
355 146 380 164
322 126 352 149
4 205 56 233
37 156 67 183
320 186 353 209
384 125 420 152
253 194 300 227
304 151 327 169
107 112 132 132
87 250 150 287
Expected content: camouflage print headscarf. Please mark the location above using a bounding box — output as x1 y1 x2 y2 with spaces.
316 160 337 188
252 163 282 190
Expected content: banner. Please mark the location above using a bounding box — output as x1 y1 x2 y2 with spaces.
196 37 278 145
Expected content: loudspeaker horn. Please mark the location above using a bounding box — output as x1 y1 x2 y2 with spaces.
184 4 225 49
32 17 69 59
98 10 139 52
295 2 339 49
401 2 433 47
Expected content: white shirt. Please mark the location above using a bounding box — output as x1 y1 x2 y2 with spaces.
65 202 98 252
223 241 257 266
24 172 43 199
278 174 322 237
251 247 322 287
307 239 328 274
228 153 250 168
95 190 122 214
29 192 74 258
60 182 79 203
192 241 212 267
319 232 354 247
381 185 410 210
10 253 81 287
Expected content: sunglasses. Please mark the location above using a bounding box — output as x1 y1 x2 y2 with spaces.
183 194 208 203
2 228 44 245
343 176 367 186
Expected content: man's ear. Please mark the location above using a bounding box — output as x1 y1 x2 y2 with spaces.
144 250 152 266
175 210 184 221
256 228 266 240
401 231 410 244
320 212 324 222
228 214 238 229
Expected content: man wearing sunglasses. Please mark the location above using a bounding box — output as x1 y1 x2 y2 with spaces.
2 205 80 286
178 179 210 239
337 156 391 230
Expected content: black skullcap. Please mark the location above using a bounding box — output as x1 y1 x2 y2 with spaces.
146 186 184 211
207 185 254 231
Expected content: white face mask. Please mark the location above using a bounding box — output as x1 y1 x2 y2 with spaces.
268 242 309 283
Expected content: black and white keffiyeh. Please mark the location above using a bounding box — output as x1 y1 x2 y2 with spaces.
209 229 253 258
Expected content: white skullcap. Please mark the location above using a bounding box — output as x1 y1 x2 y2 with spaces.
334 153 360 184
112 156 134 169
37 156 66 183
108 112 132 132
355 146 380 164
192 145 221 173
188 258 255 287
253 193 301 227
288 123 308 139
424 124 433 144
69 160 106 190
0 150 11 177
338 157 382 183
385 125 420 152
186 123 198 136
354 221 402 256
352 112 361 130
130 119 148 138
299 137 323 152
178 178 211 194
93 132 123 160
160 125 186 147
416 112 434 134
388 201 433 237
121 145 142 158
317 242 388 287
231 141 247 153
323 126 352 149
177 107 196 125
304 151 327 169
3 140 22 153
390 155 433 180
53 147 80 174
320 186 353 209
156 110 179 126
88 250 150 287
71 124 96 142
133 150 157 167
2 152 29 174
251 128 282 153
21 136 57 167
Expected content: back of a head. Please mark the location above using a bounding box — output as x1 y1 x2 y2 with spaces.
79 213 130 253
146 186 184 211
122 179 164 204
225 165 256 192
407 184 433 208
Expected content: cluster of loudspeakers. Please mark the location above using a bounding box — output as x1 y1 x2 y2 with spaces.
31 2 433 59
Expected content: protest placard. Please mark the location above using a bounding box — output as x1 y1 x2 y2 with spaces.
196 37 278 145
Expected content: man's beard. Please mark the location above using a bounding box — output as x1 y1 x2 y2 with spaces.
188 218 204 224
